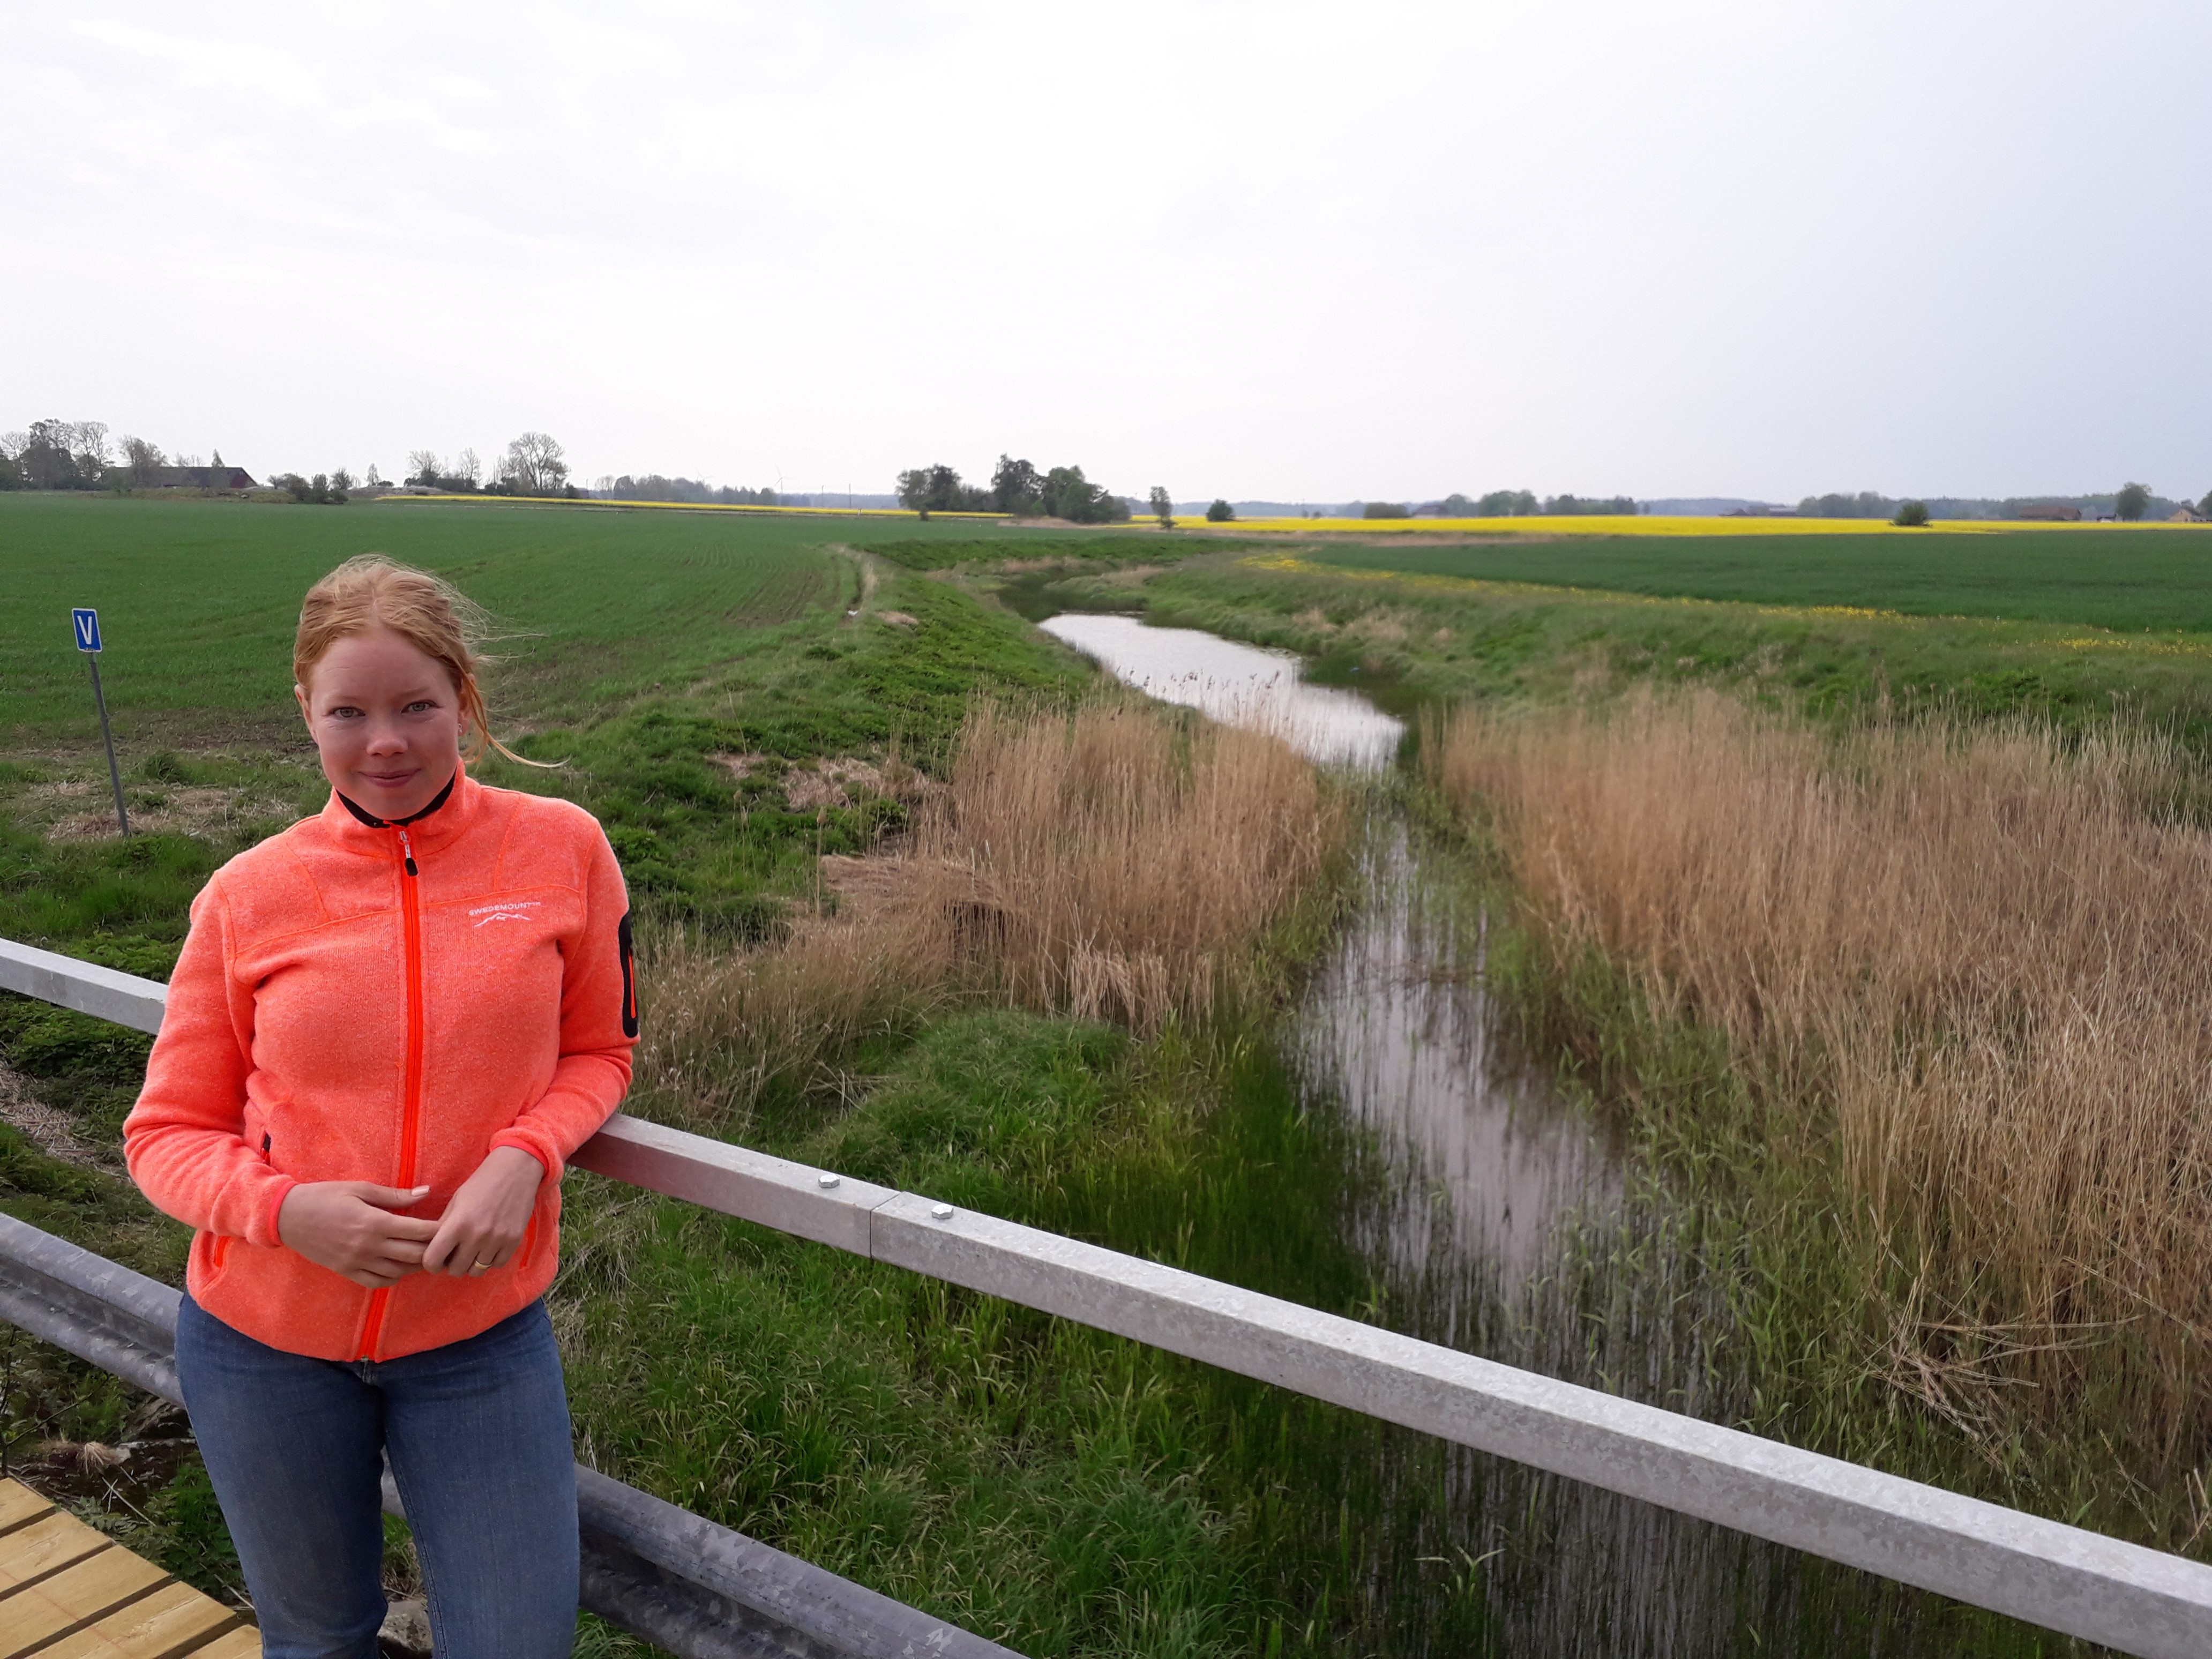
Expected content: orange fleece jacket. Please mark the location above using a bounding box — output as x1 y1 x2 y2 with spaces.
125 768 637 1362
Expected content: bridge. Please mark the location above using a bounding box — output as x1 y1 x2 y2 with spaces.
3 936 2210 1659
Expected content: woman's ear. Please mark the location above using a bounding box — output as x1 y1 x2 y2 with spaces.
293 683 313 735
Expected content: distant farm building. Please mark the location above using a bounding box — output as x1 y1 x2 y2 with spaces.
2016 503 2082 522
150 465 258 490
2172 505 2207 522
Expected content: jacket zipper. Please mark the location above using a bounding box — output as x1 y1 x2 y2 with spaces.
357 826 425 1361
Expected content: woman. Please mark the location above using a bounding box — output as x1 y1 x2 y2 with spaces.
126 556 638 1659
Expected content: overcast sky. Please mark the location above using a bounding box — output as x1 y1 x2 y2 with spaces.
9 2 2210 502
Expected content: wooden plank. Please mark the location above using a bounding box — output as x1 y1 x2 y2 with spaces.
0 1512 111 1595
0 1483 249 1659
0 1486 50 1539
183 1626 259 1659
0 1549 167 1656
40 1581 237 1659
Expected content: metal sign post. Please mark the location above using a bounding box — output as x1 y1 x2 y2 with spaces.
72 608 129 836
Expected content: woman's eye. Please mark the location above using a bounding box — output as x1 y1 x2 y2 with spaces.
329 706 363 719
406 700 438 714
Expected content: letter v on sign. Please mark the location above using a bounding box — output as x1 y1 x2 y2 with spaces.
73 608 102 652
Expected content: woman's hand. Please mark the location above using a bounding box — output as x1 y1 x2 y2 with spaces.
421 1147 545 1279
278 1182 439 1289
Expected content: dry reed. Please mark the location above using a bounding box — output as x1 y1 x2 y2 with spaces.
913 699 1342 1031
1432 689 2212 1469
633 696 1344 1131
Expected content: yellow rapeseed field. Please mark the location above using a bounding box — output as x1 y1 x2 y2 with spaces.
1194 513 2126 537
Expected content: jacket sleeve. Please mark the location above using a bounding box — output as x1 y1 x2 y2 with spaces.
489 823 637 1178
123 876 297 1247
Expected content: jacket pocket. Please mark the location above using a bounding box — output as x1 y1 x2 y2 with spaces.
515 1212 543 1272
241 1075 293 1172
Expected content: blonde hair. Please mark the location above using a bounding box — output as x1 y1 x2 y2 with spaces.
294 555 550 767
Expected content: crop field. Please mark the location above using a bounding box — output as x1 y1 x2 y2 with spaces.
1279 527 2212 632
1178 512 2034 536
0 494 1075 743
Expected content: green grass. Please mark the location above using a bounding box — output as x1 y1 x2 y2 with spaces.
1011 548 2212 754
869 533 1206 571
1297 528 2212 633
563 1011 1404 1655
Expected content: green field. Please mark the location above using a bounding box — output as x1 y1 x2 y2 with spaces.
0 495 1080 743
1296 527 2212 633
1 495 1108 953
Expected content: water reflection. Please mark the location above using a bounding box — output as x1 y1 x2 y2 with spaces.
1300 825 1624 1301
1038 612 1404 769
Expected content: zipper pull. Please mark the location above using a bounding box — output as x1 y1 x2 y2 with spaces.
399 828 418 877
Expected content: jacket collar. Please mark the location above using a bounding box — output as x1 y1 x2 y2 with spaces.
319 763 480 854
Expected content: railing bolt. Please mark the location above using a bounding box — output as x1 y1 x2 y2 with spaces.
818 1174 840 1189
931 1204 954 1220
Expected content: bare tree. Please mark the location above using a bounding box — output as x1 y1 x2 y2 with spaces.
407 449 443 484
66 421 111 475
500 432 567 495
456 448 482 487
122 436 167 488
1147 485 1174 528
18 420 102 488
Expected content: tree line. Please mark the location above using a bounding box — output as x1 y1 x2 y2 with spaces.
0 420 217 491
1422 490 1642 517
406 434 576 497
1798 485 2212 521
592 475 780 505
896 455 1132 522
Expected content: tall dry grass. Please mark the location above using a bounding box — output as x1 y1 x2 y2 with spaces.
634 696 1345 1130
1432 689 2212 1472
913 699 1342 1029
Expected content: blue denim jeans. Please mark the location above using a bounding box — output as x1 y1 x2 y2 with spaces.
176 1293 579 1659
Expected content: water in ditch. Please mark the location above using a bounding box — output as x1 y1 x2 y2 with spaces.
1047 610 2080 1657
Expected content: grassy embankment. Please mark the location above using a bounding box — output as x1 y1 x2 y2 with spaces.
1016 530 2212 746
1014 527 2212 1561
0 495 1424 1655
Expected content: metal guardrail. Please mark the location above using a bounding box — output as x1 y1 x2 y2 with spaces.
0 1211 1014 1659
8 938 2212 1658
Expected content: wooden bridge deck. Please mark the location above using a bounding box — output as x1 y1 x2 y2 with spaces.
0 1480 256 1659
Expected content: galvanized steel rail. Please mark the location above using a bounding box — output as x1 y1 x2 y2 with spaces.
0 1211 1015 1659
8 938 2212 1657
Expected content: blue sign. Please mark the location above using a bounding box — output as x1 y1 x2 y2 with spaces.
72 609 102 653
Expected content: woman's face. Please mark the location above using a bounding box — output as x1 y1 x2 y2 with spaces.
295 625 464 821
